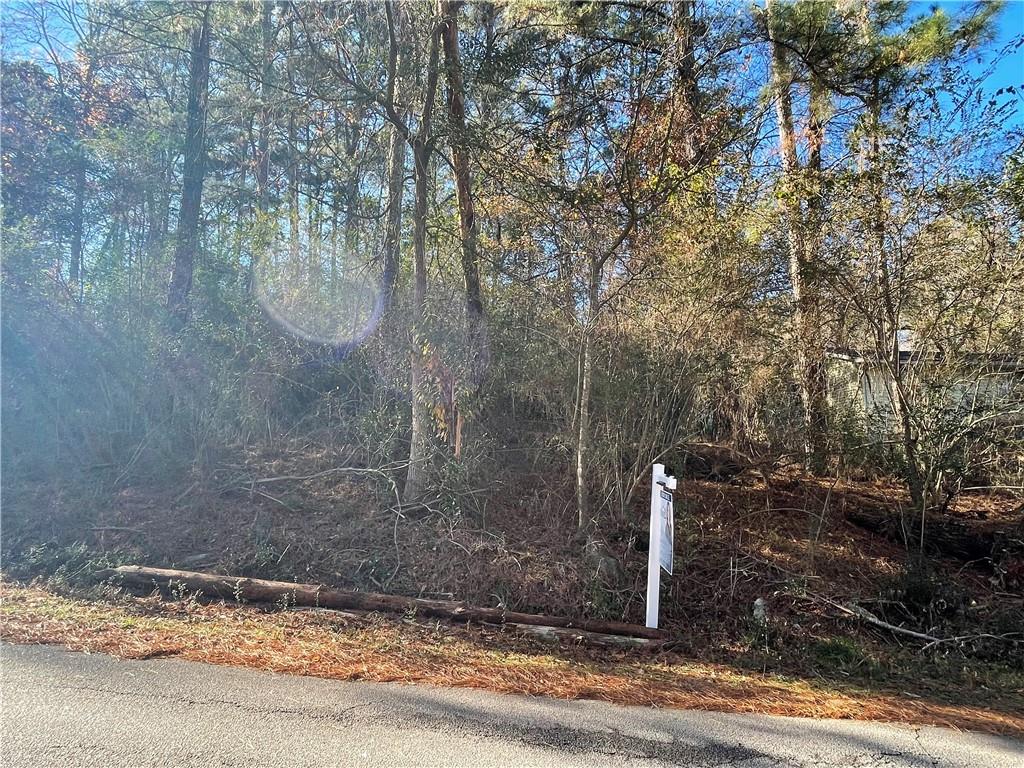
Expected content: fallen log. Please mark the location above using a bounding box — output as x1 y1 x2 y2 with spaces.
844 508 1021 563
95 565 667 640
501 622 659 650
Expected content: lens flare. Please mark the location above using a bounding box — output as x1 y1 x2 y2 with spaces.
254 246 383 347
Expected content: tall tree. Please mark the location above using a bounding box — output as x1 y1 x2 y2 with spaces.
167 2 213 326
835 0 1002 508
256 1 275 216
766 0 831 474
403 9 444 502
440 0 486 390
381 1 407 305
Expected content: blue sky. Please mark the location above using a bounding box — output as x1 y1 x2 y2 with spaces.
4 0 1021 132
968 1 1022 85
935 0 1023 128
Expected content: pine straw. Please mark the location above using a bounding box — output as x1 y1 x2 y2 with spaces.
2 582 1021 737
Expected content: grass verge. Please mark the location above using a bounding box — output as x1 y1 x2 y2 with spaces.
1 580 1022 737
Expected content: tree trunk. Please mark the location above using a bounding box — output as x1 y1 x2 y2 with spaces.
67 58 95 297
308 164 321 295
287 121 300 269
576 333 594 531
286 15 300 271
867 77 889 356
403 19 442 503
234 131 248 269
575 258 599 531
98 565 667 639
167 2 212 327
845 508 1021 564
342 120 361 263
671 0 701 164
405 139 433 503
862 77 925 509
256 1 273 215
69 154 86 290
768 0 828 474
381 1 407 307
382 123 406 304
440 0 486 383
802 79 831 474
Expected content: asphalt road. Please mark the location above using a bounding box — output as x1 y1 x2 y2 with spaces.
1 643 1021 767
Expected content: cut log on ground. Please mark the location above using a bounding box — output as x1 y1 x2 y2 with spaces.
844 508 1022 563
95 565 667 640
500 622 659 650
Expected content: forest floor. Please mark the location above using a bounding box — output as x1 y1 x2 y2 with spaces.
2 452 1022 734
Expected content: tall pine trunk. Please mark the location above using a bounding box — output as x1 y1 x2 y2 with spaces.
802 79 831 474
167 2 212 326
256 1 273 215
768 0 829 474
672 0 700 164
440 0 486 386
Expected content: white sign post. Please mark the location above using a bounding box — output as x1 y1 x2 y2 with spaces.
646 463 677 629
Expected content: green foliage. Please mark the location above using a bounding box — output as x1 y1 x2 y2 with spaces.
811 637 871 670
0 0 1019 582
885 562 971 626
4 542 133 589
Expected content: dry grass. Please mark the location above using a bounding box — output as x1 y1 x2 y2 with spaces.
2 580 1021 737
6 463 1020 635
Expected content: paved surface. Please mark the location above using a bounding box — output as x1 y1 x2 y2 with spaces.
1 643 1021 767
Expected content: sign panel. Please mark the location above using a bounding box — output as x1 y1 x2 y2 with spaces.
647 463 677 629
658 489 674 575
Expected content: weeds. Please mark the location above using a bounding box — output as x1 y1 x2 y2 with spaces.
3 542 132 589
811 638 875 674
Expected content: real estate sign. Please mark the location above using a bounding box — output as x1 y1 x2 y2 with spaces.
646 463 677 629
658 488 673 575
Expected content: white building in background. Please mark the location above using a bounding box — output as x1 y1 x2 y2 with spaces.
826 346 1024 434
